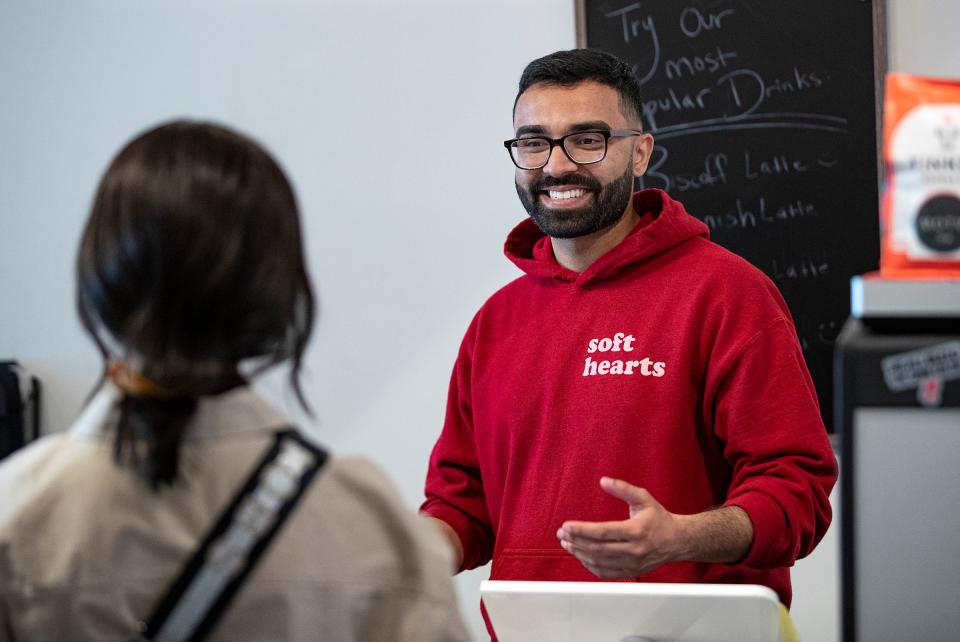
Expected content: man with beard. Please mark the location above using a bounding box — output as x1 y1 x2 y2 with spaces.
420 49 836 635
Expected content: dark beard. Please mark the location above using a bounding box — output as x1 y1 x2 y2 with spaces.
515 163 635 239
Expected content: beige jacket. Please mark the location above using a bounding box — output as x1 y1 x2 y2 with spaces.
0 386 469 642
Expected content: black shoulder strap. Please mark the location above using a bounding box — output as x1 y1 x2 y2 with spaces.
141 429 328 642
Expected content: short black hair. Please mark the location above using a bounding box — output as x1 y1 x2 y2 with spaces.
514 49 644 124
77 120 314 487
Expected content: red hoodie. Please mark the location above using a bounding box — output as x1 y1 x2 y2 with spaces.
422 189 836 612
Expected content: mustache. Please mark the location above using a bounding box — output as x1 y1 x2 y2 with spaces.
531 174 602 192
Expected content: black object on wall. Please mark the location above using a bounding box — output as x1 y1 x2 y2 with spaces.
576 0 887 430
0 361 41 460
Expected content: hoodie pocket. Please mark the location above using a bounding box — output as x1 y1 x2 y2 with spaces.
491 547 598 582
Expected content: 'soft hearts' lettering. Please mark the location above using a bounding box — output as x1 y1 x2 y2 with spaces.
583 333 667 378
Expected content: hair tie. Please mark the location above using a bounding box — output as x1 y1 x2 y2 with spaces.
107 361 178 399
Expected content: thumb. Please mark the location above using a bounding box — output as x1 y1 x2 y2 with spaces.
600 476 655 510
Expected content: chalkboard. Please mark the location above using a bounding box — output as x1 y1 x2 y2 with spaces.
577 0 887 431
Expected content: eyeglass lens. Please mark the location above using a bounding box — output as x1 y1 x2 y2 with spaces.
511 132 607 169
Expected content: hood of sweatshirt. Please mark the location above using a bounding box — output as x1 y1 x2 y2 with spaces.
504 189 709 287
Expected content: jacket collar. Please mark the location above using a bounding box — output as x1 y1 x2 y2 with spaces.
71 383 288 441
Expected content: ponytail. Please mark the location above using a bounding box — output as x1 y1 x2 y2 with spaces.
114 395 197 489
107 365 246 489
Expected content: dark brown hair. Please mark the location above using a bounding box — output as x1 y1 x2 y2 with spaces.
76 120 314 488
515 48 644 123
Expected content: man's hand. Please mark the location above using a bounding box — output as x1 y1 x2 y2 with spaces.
557 477 754 579
557 477 684 578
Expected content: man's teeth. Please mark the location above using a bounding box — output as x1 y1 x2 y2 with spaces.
548 188 586 200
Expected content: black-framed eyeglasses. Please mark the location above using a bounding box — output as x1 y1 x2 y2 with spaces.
503 129 644 170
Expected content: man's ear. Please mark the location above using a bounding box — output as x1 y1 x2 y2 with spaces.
632 133 655 177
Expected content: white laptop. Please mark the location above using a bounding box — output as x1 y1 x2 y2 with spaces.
481 581 785 642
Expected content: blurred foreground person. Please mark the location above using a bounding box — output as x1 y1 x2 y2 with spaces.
0 121 468 642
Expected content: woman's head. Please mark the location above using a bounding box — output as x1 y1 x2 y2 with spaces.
78 120 313 392
77 120 314 485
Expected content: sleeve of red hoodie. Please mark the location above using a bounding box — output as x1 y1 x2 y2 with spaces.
420 315 495 571
706 307 837 569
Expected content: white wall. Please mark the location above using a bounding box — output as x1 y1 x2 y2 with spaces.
887 0 960 80
1 1 957 641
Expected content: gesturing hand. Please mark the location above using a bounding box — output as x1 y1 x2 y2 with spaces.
556 476 685 579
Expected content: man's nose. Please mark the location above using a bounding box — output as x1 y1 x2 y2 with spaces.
542 143 579 177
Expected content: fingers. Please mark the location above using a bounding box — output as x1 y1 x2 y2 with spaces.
558 530 648 574
557 519 634 543
599 476 654 507
559 540 657 579
559 537 636 557
560 540 640 568
581 562 639 580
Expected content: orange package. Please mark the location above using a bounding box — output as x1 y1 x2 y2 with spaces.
881 73 960 277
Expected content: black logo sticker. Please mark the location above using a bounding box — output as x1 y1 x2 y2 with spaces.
915 194 960 252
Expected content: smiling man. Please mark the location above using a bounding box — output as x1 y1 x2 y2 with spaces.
421 49 836 638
